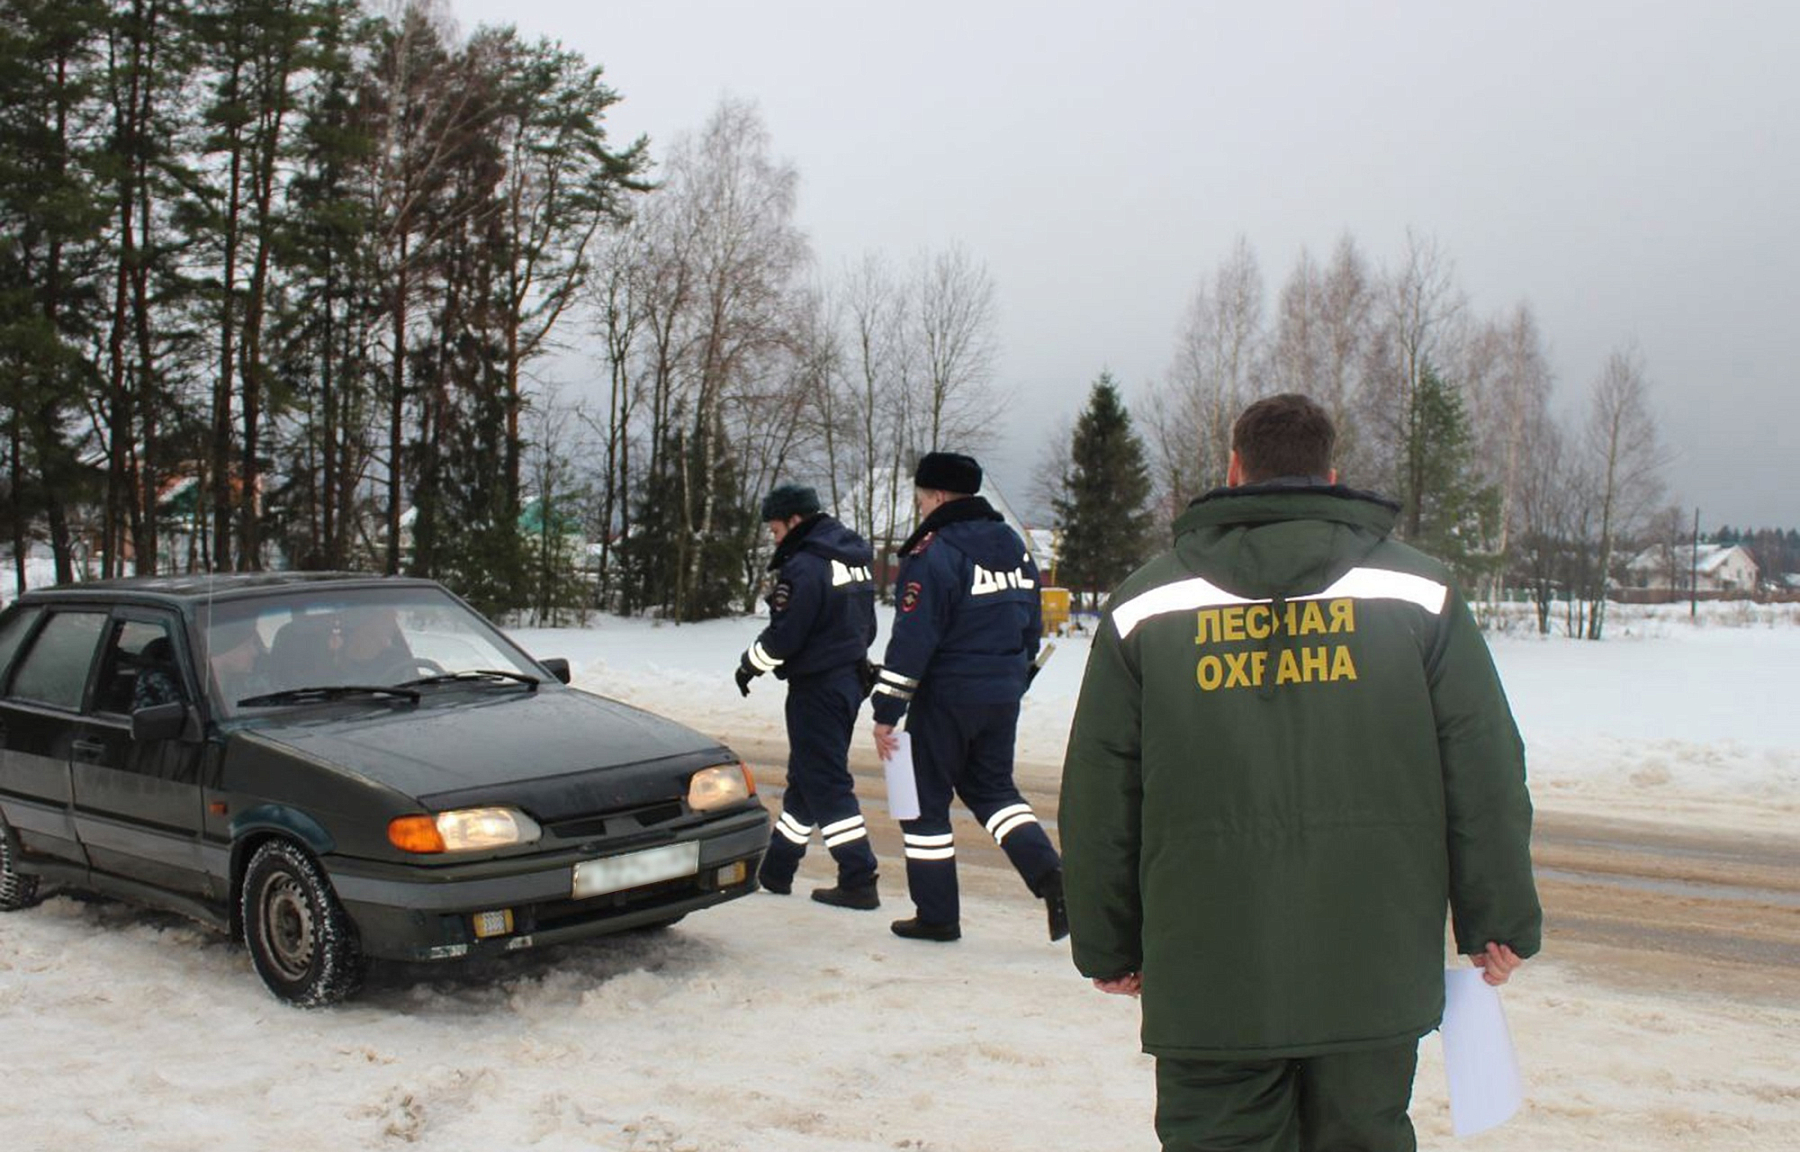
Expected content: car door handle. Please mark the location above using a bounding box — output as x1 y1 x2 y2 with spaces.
71 738 107 761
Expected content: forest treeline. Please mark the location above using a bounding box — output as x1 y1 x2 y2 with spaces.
1047 233 1689 640
1 0 1745 639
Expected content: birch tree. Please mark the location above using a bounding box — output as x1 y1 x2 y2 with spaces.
1374 229 1466 537
1458 302 1553 597
833 251 913 558
912 242 1003 454
1147 236 1266 506
1269 236 1377 483
1581 343 1668 639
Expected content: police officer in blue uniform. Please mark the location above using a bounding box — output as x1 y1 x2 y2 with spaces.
737 484 882 909
870 453 1067 942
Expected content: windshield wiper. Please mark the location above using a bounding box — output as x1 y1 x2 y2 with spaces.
397 669 541 690
237 684 423 708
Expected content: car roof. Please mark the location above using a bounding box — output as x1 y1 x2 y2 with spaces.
14 572 441 610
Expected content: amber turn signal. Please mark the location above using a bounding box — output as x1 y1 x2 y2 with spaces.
388 815 446 853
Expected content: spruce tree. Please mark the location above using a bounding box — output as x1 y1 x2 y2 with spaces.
1398 362 1501 593
1052 373 1156 608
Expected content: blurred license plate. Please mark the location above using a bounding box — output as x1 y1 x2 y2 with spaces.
571 842 700 899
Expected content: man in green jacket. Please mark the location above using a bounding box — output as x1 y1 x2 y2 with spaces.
1058 393 1541 1152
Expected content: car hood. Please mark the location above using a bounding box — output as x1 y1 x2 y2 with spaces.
242 687 730 816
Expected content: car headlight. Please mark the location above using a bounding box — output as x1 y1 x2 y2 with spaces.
388 807 543 854
687 762 754 812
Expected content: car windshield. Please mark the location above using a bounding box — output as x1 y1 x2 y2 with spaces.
199 585 544 716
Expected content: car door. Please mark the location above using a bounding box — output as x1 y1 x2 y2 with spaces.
0 606 105 871
70 610 209 895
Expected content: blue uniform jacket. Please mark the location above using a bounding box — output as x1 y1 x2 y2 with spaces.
872 497 1042 724
744 515 877 680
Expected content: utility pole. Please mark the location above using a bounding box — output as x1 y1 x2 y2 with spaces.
1690 507 1700 620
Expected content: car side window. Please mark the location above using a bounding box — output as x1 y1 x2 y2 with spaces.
0 605 44 691
94 618 187 716
9 610 107 711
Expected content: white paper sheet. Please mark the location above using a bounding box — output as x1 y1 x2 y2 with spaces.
1440 967 1524 1137
884 731 921 820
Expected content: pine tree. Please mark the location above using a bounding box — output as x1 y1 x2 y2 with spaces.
1052 373 1156 607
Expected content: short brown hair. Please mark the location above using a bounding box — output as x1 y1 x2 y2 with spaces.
1231 393 1335 483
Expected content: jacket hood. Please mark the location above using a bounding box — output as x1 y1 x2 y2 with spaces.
1171 480 1401 599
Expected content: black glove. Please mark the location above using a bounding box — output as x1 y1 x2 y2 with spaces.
856 659 878 700
1026 662 1041 687
735 655 759 697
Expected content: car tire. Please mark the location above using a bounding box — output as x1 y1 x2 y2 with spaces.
240 839 365 1007
0 820 39 911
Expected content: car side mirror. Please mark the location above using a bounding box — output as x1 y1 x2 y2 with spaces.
540 657 572 684
131 701 189 742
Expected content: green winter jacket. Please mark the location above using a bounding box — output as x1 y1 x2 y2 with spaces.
1058 483 1541 1059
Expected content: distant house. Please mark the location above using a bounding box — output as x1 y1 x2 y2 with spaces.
1025 527 1059 580
1624 542 1759 594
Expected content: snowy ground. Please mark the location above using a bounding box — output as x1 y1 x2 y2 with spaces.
515 607 1800 835
2 597 1797 1149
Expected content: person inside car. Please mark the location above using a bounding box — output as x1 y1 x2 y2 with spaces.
334 604 414 683
207 618 271 704
131 636 186 712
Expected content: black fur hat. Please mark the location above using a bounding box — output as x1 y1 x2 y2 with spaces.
913 452 982 495
760 483 821 522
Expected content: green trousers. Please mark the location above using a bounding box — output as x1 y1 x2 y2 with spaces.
1154 1041 1419 1152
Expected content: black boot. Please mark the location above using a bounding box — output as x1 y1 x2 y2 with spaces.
1039 869 1069 942
890 916 961 942
811 879 880 910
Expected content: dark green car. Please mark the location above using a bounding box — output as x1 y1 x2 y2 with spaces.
0 573 769 1006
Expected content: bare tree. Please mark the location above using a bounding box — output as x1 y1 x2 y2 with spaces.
912 243 1004 454
1147 236 1267 507
1269 234 1377 482
1511 405 1581 634
1030 413 1075 527
631 97 809 620
1371 228 1467 535
582 227 648 606
1581 342 1670 639
1458 302 1553 599
520 381 588 626
830 251 915 560
1270 248 1324 398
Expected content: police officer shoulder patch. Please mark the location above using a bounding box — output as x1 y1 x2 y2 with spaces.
770 580 793 614
900 581 923 613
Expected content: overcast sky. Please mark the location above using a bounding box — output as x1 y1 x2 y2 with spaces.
453 0 1796 530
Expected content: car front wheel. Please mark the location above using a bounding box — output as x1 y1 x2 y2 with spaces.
240 839 364 1007
0 819 39 911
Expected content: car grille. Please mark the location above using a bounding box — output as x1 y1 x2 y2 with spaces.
545 800 685 841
